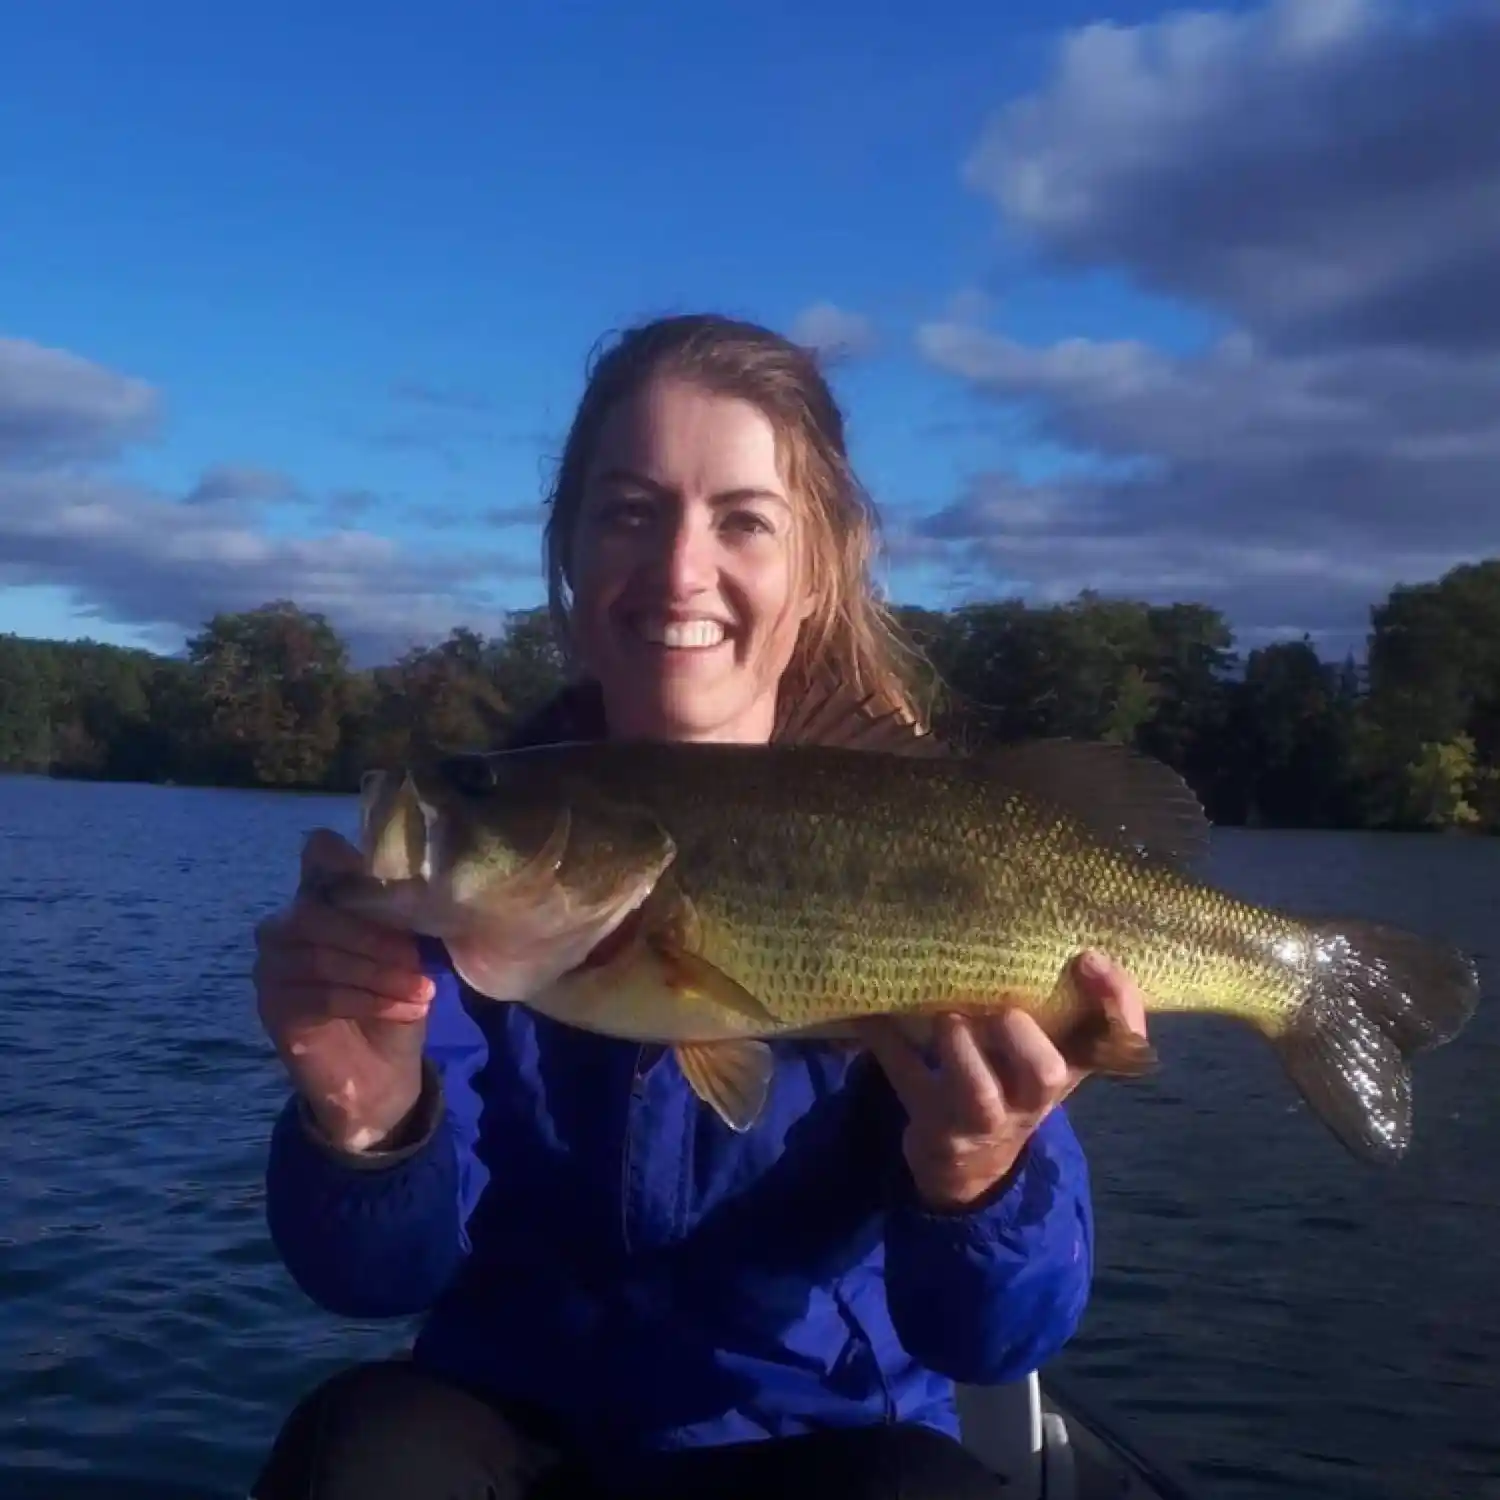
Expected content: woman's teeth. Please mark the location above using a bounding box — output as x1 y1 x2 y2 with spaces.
638 618 727 649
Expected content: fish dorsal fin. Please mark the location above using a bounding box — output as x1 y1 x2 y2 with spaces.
978 738 1212 867
773 673 948 757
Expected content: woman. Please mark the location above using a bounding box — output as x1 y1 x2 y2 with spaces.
250 313 1147 1500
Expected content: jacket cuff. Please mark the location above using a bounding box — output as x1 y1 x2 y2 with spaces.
295 1057 446 1171
890 1121 1069 1252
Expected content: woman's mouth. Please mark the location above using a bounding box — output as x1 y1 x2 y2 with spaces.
631 615 730 651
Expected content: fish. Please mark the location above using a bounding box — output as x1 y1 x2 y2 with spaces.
319 688 1481 1165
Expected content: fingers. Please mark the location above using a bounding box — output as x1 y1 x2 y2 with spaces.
256 831 431 1041
866 947 1150 1129
299 827 364 885
1075 948 1149 1036
932 1014 1006 1127
256 894 420 974
865 1015 1013 1132
985 1008 1073 1115
858 1020 940 1119
269 983 432 1028
254 941 432 1007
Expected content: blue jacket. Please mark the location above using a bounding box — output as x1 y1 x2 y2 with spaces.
264 938 1096 1481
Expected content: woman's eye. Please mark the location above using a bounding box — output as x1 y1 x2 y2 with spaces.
722 509 774 538
597 497 654 529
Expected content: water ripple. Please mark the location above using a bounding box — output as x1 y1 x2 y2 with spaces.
1 779 1496 1499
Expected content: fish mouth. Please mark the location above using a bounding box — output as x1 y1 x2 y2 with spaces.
358 768 442 882
342 768 677 998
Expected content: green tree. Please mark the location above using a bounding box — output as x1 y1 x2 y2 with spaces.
0 565 1496 830
186 601 352 787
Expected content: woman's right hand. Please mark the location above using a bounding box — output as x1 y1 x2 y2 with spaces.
254 828 437 1153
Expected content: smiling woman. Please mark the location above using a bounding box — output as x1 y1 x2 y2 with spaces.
539 313 924 743
248 312 1150 1500
567 376 811 744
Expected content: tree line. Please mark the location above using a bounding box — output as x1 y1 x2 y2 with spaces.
2 558 1498 832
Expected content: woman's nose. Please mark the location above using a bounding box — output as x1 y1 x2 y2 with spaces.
653 513 717 596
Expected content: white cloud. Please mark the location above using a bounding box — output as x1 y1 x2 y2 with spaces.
0 334 526 664
790 302 880 364
908 0 1500 649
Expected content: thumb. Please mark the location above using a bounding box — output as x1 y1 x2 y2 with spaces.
298 827 364 887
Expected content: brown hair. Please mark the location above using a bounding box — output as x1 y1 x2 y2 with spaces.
540 312 927 727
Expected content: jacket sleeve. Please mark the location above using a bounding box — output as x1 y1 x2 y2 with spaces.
882 1104 1094 1386
263 938 492 1320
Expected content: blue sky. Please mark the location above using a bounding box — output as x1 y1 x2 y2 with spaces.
3 0 1497 663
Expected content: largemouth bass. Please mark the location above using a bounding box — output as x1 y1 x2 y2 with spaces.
323 695 1480 1165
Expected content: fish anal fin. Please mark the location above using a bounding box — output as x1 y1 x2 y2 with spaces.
773 674 948 757
1043 961 1159 1077
674 1040 774 1132
977 738 1211 867
1052 1006 1158 1077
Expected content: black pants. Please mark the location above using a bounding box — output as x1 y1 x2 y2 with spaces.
250 1359 1007 1500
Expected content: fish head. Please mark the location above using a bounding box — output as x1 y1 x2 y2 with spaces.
330 749 678 1001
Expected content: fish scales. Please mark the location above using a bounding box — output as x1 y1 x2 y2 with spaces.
328 723 1481 1162
545 740 1309 1035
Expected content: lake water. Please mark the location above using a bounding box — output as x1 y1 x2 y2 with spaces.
0 776 1495 1499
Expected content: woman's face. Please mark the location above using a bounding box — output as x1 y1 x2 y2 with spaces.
567 376 815 743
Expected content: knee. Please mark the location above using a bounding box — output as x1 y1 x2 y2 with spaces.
252 1360 526 1500
877 1423 1004 1498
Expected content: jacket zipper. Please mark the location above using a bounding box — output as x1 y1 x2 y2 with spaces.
619 1044 648 1252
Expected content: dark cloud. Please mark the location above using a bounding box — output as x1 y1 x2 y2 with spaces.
907 0 1500 650
394 499 544 531
183 464 302 507
0 337 532 665
486 503 544 528
0 467 531 665
964 0 1500 353
0 335 158 466
391 380 496 415
364 425 472 472
323 487 382 523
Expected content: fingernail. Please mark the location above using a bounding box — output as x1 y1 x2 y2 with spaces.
1077 950 1109 980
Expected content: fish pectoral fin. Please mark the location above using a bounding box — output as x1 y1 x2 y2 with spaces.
647 940 778 1130
674 1040 774 1132
1046 961 1159 1077
646 938 779 1026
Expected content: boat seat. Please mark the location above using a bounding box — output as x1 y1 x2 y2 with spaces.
956 1372 1072 1500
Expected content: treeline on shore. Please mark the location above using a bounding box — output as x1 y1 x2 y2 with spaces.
3 559 1498 832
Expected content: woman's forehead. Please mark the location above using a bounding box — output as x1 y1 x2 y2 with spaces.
587 379 793 498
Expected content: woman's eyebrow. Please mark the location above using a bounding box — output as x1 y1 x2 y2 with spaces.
592 467 788 508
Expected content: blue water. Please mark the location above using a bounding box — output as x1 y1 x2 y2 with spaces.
1 776 1496 1499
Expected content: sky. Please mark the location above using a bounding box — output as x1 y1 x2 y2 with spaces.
3 0 1499 665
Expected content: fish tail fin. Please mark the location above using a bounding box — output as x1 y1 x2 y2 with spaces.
1274 919 1479 1164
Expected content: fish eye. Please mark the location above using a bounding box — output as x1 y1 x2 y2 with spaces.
438 754 499 797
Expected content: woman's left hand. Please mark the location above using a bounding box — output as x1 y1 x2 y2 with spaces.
860 950 1148 1213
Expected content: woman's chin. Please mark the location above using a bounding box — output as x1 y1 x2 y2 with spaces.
608 671 764 742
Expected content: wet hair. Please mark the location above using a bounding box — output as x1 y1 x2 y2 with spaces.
539 312 926 728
